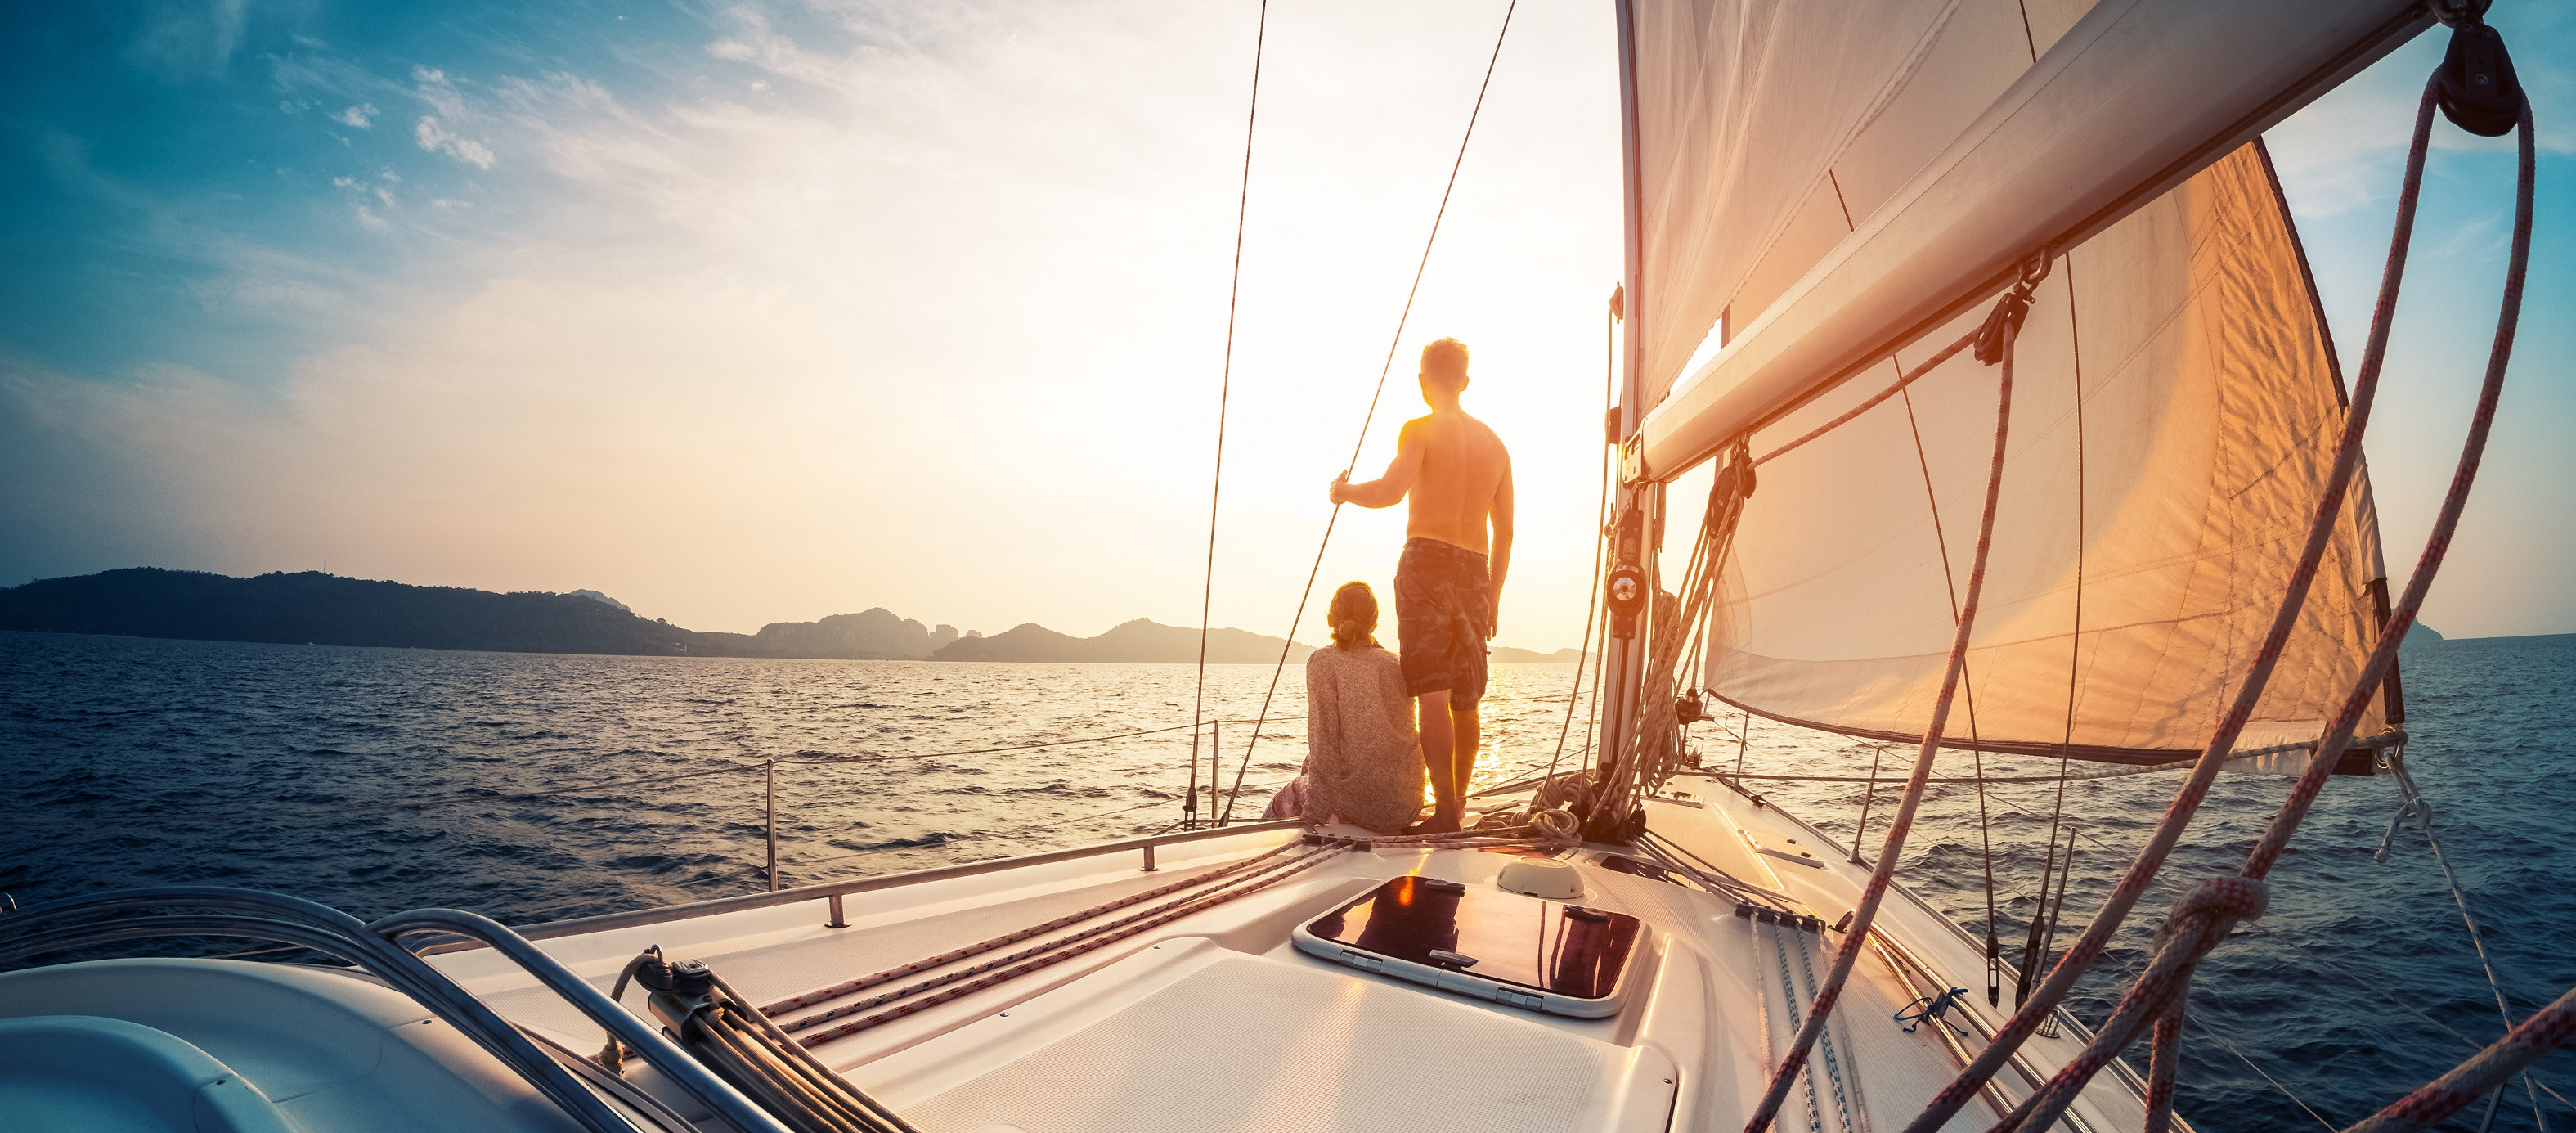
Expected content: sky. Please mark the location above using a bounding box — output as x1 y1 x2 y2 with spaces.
0 1 2570 649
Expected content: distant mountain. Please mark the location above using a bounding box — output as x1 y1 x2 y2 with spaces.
2404 623 2444 645
0 568 699 655
0 568 1325 664
934 618 1313 663
720 608 967 660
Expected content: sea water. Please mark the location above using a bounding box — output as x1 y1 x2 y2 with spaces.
3 628 2569 1130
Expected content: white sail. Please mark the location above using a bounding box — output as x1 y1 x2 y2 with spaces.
1703 144 2389 761
1626 0 2425 467
1617 0 2420 761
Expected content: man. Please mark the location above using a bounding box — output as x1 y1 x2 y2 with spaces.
1329 337 1512 834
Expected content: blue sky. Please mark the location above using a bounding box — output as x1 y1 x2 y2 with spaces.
1 0 2570 645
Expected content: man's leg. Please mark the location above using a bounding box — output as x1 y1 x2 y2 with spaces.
1416 689 1460 832
1448 699 1480 817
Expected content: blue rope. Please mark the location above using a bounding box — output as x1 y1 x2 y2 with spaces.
1896 987 1972 1034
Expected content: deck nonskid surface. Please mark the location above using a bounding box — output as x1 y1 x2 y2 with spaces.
432 802 2153 1132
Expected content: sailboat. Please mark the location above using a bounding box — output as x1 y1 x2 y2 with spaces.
1 2 2551 1131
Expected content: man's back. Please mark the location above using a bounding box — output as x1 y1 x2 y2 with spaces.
1400 410 1510 555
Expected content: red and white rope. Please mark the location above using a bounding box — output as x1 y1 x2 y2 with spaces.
2344 983 2576 1132
789 843 1349 1045
1901 75 2453 1133
1947 79 2534 1133
1742 279 2026 1133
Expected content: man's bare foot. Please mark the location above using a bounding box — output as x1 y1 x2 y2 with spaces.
1404 813 1465 836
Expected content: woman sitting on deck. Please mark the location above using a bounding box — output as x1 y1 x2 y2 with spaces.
1286 581 1428 834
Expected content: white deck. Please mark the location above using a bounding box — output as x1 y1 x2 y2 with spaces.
419 777 2177 1133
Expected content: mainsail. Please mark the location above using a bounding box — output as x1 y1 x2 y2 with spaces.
1615 0 2423 763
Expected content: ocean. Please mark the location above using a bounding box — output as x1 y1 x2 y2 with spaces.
3 627 2569 1130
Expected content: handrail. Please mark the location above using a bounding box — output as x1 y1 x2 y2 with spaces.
372 907 798 1133
416 819 1308 951
0 887 654 1133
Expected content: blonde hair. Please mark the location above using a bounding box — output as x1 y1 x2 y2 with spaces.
1328 581 1379 650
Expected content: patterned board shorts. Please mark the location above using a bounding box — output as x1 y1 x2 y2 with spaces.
1394 537 1492 704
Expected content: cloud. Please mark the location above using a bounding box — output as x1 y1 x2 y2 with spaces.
334 102 377 128
11 0 1632 645
414 116 496 169
127 0 249 78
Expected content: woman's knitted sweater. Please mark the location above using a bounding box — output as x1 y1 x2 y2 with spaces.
1301 643 1426 834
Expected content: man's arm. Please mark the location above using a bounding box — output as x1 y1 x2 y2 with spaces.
1329 420 1425 509
1486 452 1513 638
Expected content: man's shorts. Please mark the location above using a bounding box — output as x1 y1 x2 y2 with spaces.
1394 537 1492 705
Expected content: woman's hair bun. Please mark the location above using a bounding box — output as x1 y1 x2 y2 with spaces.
1328 582 1378 650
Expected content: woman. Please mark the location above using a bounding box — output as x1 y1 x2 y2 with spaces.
1287 581 1426 834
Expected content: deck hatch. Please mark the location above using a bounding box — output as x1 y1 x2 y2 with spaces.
1290 874 1645 1018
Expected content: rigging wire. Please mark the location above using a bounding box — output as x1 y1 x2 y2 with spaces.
1188 0 1271 830
2408 780 2551 1130
1215 0 1519 824
2022 261 2088 1004
1543 294 1621 785
1897 377 2005 1007
1744 271 2035 1133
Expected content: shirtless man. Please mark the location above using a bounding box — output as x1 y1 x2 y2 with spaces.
1329 337 1512 834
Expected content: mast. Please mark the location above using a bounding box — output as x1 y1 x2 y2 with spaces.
1595 0 1650 781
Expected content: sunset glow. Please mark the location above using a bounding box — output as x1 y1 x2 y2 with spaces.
3 1 2570 645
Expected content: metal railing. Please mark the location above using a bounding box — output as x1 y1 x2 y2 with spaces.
0 886 794 1133
417 818 1308 955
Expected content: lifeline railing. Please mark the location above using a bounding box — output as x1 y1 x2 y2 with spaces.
419 817 1307 955
0 886 797 1133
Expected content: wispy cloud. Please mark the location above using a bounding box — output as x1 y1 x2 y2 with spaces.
126 0 249 78
334 102 377 128
414 117 495 169
407 65 497 168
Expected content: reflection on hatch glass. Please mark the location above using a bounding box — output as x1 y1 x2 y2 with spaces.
1306 875 1642 1000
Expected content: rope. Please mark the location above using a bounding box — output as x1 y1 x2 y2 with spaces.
1744 267 2032 1133
1600 450 1748 822
2345 983 2576 1133
2395 754 2552 1128
1895 986 1970 1034
1190 0 1270 832
1900 71 2448 1133
1217 0 1519 825
1752 328 1976 466
1896 374 2003 1005
787 842 1348 1044
1973 72 2535 1133
761 839 1306 1014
